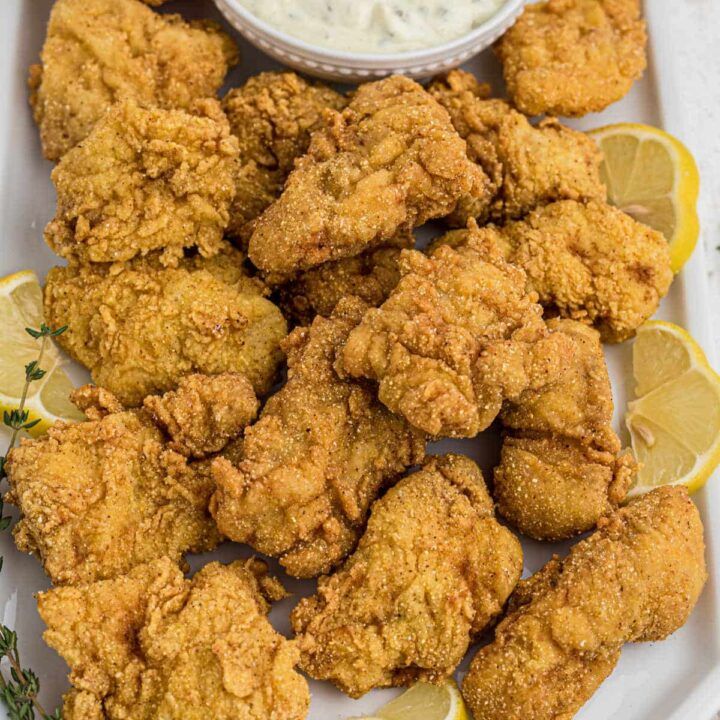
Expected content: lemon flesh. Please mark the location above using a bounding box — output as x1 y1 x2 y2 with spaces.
626 322 720 497
590 123 700 272
349 681 468 720
0 270 83 435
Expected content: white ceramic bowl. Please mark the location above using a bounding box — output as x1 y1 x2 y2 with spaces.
213 0 526 82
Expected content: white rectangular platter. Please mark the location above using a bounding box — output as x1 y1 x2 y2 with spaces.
0 1 718 719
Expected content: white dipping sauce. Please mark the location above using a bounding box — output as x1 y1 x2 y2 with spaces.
237 0 507 54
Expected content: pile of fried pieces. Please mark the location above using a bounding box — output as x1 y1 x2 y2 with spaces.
5 0 708 718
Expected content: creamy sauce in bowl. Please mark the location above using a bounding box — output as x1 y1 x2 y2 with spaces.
235 0 508 55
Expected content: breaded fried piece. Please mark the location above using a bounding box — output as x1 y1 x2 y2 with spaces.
277 246 403 326
210 298 426 578
45 99 240 266
430 70 605 225
340 231 574 438
248 76 490 282
433 200 672 342
499 200 672 342
143 373 259 459
39 558 309 720
291 455 523 698
29 0 238 160
462 487 707 720
44 248 287 406
223 72 347 243
5 376 256 585
495 319 636 540
496 0 647 117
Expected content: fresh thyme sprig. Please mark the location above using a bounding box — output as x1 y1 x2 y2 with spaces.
0 324 66 720
0 324 67 481
0 627 61 720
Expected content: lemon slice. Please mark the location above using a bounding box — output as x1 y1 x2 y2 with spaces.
625 321 720 497
589 123 700 272
0 270 83 436
349 680 468 720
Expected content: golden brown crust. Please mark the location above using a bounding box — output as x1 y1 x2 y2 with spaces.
38 558 309 719
29 0 238 161
43 248 287 406
430 70 605 224
143 373 259 459
431 200 673 343
498 200 673 342
462 487 707 720
248 76 490 282
292 455 523 697
495 0 647 117
223 72 346 244
340 231 571 438
6 402 224 586
276 245 404 326
69 385 125 419
494 318 636 539
210 297 426 578
45 99 240 266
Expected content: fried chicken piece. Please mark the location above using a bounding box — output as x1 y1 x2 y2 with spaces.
29 0 238 161
45 99 239 266
291 455 523 698
340 231 574 438
210 297 426 578
44 247 287 406
223 72 347 244
496 0 647 117
248 76 490 282
143 373 259 459
433 200 672 342
39 557 309 720
5 375 256 585
494 319 636 540
429 70 605 225
462 486 707 720
277 246 404 326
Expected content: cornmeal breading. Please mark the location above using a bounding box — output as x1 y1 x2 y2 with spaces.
6 376 257 585
45 99 240 267
143 373 259 459
44 248 287 406
292 455 523 698
432 200 673 342
210 298 426 578
495 319 636 540
277 246 404 326
38 558 309 720
223 72 347 243
499 200 672 342
430 70 605 225
29 0 238 160
340 232 573 438
495 0 647 117
462 487 707 720
248 75 490 282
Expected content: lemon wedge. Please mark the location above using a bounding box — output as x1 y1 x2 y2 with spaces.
589 123 700 272
0 270 83 436
626 321 720 497
349 680 469 720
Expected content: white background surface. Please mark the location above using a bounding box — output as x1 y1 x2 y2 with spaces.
0 1 719 719
654 1 720 362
